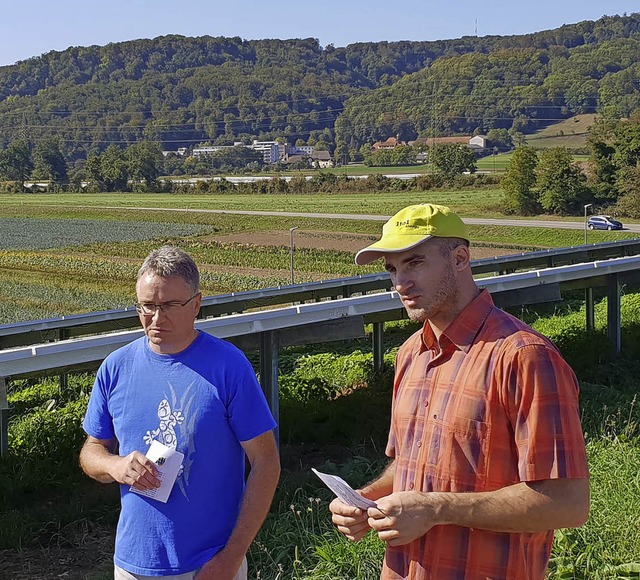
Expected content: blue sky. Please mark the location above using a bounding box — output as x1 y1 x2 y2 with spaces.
1 0 639 67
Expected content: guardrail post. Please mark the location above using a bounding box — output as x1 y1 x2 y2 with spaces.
0 377 8 457
607 273 621 357
59 328 69 392
585 288 595 332
372 322 385 372
259 331 280 443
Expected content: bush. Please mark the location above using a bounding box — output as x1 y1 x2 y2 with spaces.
531 293 640 374
412 174 443 190
279 350 386 402
8 374 93 417
9 397 88 460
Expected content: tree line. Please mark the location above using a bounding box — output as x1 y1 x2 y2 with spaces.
0 14 640 159
501 115 640 217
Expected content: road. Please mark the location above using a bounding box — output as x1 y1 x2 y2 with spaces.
86 205 640 233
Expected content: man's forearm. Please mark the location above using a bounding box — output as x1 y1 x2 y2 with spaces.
79 438 118 484
361 460 395 500
437 478 590 533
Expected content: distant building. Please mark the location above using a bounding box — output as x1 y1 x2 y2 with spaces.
192 145 232 157
371 136 405 151
251 140 280 164
190 139 311 164
281 154 309 167
162 147 189 157
311 150 333 168
290 145 314 156
409 135 489 155
469 135 488 150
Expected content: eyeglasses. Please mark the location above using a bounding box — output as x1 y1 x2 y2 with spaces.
135 293 201 316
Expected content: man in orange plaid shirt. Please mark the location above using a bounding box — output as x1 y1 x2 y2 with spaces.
330 204 589 580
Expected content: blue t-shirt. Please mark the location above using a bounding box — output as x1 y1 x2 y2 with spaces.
83 332 277 576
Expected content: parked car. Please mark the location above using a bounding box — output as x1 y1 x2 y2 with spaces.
588 215 623 230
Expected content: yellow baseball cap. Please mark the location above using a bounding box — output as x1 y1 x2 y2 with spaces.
355 204 469 265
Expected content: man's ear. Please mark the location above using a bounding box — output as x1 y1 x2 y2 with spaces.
453 244 471 271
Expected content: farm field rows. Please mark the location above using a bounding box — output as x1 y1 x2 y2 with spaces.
1 192 637 324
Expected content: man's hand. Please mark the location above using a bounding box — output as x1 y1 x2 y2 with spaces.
196 548 244 580
112 451 161 491
368 491 442 546
329 496 372 542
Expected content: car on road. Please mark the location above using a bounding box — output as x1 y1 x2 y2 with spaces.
588 215 623 230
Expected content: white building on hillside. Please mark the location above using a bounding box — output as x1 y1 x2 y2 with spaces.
251 140 280 163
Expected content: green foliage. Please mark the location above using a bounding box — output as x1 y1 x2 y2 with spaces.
8 374 94 417
537 147 592 214
9 398 89 460
32 139 68 185
500 146 540 214
0 140 33 189
279 350 395 402
99 145 128 191
251 476 386 579
364 146 417 167
0 217 210 251
126 141 163 189
531 293 640 374
1 15 640 160
429 143 477 180
549 437 640 579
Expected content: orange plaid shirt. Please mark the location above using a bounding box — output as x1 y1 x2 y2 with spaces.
383 290 589 580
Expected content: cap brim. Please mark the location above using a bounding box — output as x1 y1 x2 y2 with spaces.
354 235 434 265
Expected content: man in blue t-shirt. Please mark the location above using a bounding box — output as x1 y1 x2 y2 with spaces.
80 246 280 580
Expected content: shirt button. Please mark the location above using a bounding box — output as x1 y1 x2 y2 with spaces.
416 441 422 448
409 482 415 490
424 400 429 407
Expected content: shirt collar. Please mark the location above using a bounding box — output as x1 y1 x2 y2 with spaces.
420 289 495 354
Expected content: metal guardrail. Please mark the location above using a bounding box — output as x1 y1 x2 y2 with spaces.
0 273 391 349
2 254 640 455
3 254 640 378
3 239 640 350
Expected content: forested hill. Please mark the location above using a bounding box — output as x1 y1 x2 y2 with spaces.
1 12 640 158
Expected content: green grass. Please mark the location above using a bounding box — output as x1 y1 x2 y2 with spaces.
476 152 514 171
328 164 431 176
524 114 596 150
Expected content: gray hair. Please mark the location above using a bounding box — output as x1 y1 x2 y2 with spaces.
137 246 200 294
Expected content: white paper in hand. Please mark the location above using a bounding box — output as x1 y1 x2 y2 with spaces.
129 440 184 503
312 468 377 510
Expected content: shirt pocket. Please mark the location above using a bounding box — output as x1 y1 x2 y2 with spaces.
442 417 490 492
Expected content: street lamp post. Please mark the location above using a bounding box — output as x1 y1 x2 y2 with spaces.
584 204 593 245
289 226 299 284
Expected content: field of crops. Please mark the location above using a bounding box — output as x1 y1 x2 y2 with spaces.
1 191 636 324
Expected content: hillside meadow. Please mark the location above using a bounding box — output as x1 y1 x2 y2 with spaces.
1 192 640 578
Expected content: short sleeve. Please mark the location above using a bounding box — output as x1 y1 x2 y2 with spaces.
499 342 589 482
83 361 116 441
226 353 277 442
